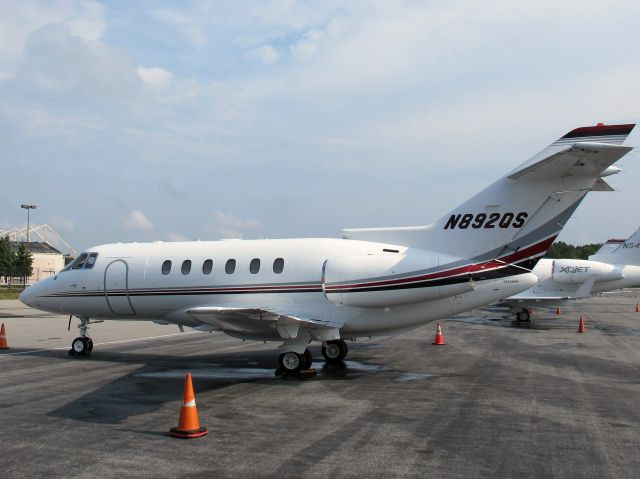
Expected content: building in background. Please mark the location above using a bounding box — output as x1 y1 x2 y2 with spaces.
0 224 77 285
9 241 65 283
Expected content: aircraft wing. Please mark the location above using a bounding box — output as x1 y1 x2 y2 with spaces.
499 296 571 305
507 142 633 181
186 307 343 341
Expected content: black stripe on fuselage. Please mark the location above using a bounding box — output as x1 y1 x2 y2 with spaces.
42 258 537 299
333 261 534 294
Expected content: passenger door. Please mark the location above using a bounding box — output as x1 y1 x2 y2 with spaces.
104 260 136 315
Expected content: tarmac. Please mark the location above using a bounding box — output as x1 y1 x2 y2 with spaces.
2 293 640 478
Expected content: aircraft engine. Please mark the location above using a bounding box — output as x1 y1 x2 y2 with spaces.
551 259 623 284
322 253 475 308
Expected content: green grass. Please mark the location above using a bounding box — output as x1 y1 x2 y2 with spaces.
0 287 25 300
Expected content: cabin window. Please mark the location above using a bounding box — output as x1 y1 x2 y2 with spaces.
250 258 260 274
161 260 172 275
225 259 236 274
84 253 98 269
202 259 213 274
273 258 284 274
181 260 192 275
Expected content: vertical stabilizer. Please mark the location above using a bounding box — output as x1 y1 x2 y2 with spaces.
589 227 640 265
343 124 635 268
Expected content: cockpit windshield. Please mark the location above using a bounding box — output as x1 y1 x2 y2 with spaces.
62 252 99 272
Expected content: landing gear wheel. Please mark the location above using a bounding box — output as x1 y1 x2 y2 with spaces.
516 310 531 322
303 349 313 370
278 351 303 374
70 337 91 356
322 340 348 364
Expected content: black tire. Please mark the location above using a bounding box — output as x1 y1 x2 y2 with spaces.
72 337 87 355
278 352 303 373
85 337 94 352
519 310 531 322
322 340 348 363
303 349 313 369
340 340 349 357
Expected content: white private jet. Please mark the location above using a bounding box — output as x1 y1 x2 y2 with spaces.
505 225 640 321
20 123 635 375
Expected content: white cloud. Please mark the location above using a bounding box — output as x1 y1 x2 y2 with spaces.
137 66 174 90
3 1 640 250
290 30 323 61
209 210 262 239
246 44 280 65
152 8 205 48
0 1 106 79
16 24 138 102
123 210 154 231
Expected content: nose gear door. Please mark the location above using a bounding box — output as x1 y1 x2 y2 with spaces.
104 260 136 315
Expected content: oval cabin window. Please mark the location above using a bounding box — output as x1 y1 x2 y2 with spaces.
202 259 213 274
225 259 236 274
161 260 172 275
273 258 284 274
181 260 192 275
250 258 260 274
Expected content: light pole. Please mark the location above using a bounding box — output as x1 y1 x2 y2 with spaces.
20 204 37 248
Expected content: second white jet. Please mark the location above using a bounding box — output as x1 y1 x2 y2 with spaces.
505 225 640 321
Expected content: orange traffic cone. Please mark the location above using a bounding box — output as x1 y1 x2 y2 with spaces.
577 316 586 333
169 372 208 438
0 323 8 349
433 322 446 345
635 303 639 313
556 307 562 315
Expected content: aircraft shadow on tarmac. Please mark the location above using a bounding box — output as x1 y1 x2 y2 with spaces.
42 345 399 425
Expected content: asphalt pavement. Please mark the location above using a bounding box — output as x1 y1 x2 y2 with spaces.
1 294 640 478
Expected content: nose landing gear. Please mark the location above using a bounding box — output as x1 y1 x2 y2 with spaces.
68 316 100 356
70 336 93 356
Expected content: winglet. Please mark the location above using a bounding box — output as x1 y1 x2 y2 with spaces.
557 123 635 144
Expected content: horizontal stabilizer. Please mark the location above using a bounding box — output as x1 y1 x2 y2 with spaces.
507 143 632 181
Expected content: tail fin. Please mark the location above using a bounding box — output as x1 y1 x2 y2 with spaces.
344 123 635 267
589 227 640 265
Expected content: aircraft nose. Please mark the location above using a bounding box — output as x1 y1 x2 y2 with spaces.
19 286 34 306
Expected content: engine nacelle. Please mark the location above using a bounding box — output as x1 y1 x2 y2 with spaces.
322 252 475 308
551 259 623 284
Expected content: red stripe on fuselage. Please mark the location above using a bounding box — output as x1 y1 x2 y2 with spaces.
324 235 555 292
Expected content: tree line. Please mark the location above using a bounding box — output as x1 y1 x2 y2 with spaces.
544 241 601 260
0 236 34 288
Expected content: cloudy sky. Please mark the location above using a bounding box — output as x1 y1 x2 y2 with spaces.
1 0 640 253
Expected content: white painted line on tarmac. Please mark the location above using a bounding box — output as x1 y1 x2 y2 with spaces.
0 331 198 358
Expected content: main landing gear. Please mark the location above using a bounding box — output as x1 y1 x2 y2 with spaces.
321 339 348 364
515 309 531 322
277 349 313 374
68 316 98 356
276 339 349 377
